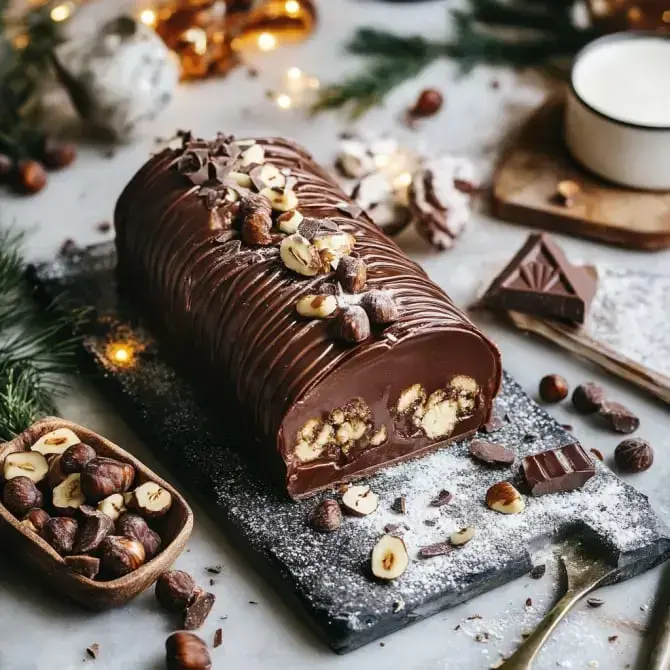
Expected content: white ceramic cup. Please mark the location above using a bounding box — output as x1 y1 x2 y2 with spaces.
565 32 670 191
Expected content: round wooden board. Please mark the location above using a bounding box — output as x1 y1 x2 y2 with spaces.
493 96 670 251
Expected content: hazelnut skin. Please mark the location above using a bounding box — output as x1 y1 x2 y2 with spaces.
21 508 51 533
41 517 78 555
539 375 569 403
156 570 197 613
116 513 161 559
16 160 47 194
99 535 146 578
61 443 97 474
2 476 44 517
80 457 135 502
73 505 114 554
165 631 212 670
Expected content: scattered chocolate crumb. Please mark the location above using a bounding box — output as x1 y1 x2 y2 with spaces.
103 147 116 159
213 628 223 648
587 597 605 608
392 495 407 514
379 642 385 647
475 632 490 642
466 614 483 620
384 522 408 534
525 597 532 607
220 615 228 620
248 600 258 605
86 643 99 659
247 66 259 78
598 402 640 434
608 635 618 643
590 448 605 462
206 565 222 574
481 416 504 433
490 79 500 90
523 434 537 443
454 624 461 631
209 578 216 586
59 238 78 257
423 519 437 527
418 541 453 559
530 564 546 579
561 424 574 432
430 489 453 507
96 221 111 234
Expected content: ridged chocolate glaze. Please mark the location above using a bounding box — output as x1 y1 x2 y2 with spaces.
114 136 502 498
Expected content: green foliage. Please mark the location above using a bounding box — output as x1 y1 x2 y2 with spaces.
313 0 600 117
0 229 83 440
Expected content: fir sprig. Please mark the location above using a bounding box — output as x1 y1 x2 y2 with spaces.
313 0 600 117
0 229 84 440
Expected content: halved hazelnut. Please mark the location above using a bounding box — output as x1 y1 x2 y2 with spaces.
260 186 298 212
335 256 367 294
371 534 409 580
31 428 80 456
313 232 355 269
341 485 379 516
421 390 458 440
450 526 475 546
277 210 303 235
240 143 265 166
486 482 525 515
296 294 338 319
280 234 322 277
250 164 285 189
229 171 252 188
53 473 86 515
3 451 48 483
97 493 127 521
131 481 173 518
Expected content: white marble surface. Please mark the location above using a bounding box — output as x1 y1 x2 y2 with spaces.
1 1 670 668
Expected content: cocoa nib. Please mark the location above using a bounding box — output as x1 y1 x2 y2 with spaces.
469 440 515 466
418 541 454 559
430 490 453 507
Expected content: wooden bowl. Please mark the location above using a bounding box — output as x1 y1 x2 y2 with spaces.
0 417 193 610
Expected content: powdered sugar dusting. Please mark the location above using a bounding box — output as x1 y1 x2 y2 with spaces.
587 267 670 379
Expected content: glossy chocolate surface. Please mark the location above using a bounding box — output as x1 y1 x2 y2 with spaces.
114 136 502 498
522 442 596 496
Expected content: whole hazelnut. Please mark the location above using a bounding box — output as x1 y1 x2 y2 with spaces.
156 570 197 613
360 290 399 325
334 306 371 344
572 382 606 414
15 160 47 194
41 140 77 170
409 88 444 118
2 476 43 517
21 508 51 533
61 443 97 474
308 499 342 532
335 256 367 294
80 457 135 502
99 535 146 578
615 438 653 473
117 512 161 559
165 631 212 670
539 375 569 403
41 517 78 555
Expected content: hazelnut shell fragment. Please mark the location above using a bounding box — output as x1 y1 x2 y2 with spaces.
42 516 78 555
156 570 198 613
99 535 146 578
3 476 43 517
73 505 114 554
65 555 101 579
371 534 409 580
165 631 212 670
80 457 135 502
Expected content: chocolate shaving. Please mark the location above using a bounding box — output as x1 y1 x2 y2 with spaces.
208 157 233 183
206 565 223 574
469 439 515 466
392 496 407 514
297 218 323 241
214 628 223 648
86 643 100 659
418 541 454 559
430 489 453 507
480 416 504 433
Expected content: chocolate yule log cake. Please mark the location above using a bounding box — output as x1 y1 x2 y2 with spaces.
114 133 502 498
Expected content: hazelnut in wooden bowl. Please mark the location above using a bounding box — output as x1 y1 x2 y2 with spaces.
0 417 193 609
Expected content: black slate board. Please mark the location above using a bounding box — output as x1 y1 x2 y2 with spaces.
30 243 670 653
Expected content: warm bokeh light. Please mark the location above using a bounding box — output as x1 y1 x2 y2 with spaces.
276 93 292 109
139 9 157 26
106 342 137 368
50 2 73 22
257 32 277 51
184 27 208 55
287 66 302 80
307 76 320 89
374 154 390 169
394 172 413 189
285 0 301 15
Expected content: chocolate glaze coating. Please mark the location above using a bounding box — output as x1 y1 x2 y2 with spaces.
114 136 502 498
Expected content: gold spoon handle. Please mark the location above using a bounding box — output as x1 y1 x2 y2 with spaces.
500 589 587 670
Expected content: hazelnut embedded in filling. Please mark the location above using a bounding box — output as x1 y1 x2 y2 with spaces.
292 375 482 466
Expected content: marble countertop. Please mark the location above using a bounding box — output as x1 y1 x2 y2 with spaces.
2 1 670 668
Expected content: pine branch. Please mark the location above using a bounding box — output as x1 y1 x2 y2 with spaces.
0 228 84 440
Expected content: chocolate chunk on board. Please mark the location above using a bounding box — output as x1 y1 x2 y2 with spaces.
469 439 515 466
522 442 595 496
183 591 216 630
482 233 597 324
598 402 640 434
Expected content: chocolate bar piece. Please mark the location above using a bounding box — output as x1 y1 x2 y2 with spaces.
483 233 596 324
522 442 595 496
114 133 502 499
